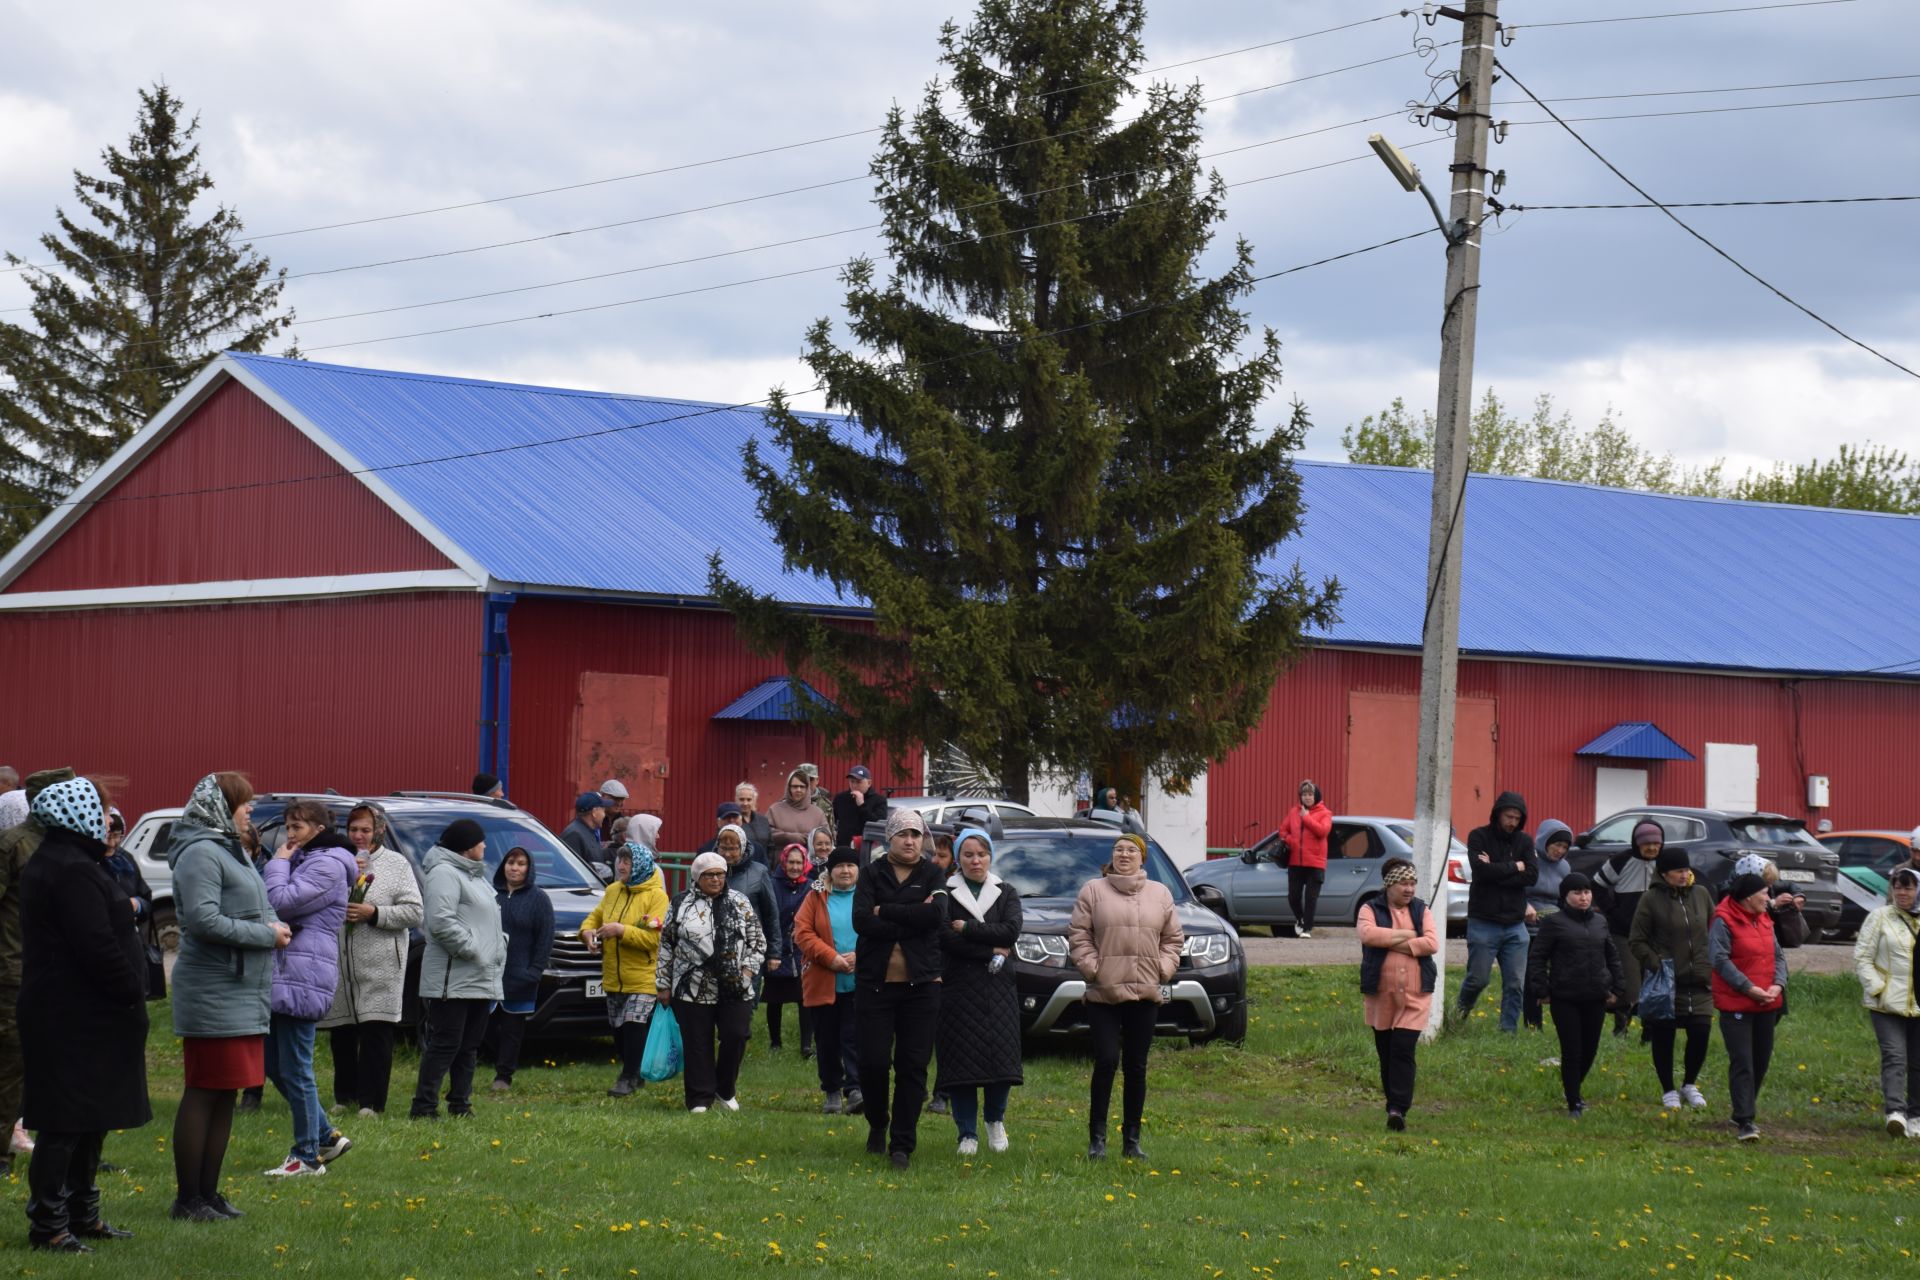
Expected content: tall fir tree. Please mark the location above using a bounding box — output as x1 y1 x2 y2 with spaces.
710 0 1337 801
0 83 295 549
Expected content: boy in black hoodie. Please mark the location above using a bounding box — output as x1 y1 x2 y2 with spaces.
1452 791 1539 1033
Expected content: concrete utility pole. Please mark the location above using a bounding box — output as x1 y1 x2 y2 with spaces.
1411 0 1499 1042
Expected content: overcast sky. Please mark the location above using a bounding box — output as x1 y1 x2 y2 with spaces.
2 0 1916 475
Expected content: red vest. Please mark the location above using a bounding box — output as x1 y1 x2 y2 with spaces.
1711 897 1782 1014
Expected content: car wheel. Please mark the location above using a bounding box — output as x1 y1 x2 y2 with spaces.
1192 1000 1249 1047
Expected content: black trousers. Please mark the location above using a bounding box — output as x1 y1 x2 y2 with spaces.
1550 999 1608 1106
26 1129 103 1242
329 1021 398 1112
1720 1009 1780 1125
1088 999 1157 1134
491 1011 530 1083
411 999 491 1118
673 997 752 1110
1373 1027 1420 1114
811 990 860 1095
1644 1015 1712 1093
857 981 942 1154
1288 866 1325 932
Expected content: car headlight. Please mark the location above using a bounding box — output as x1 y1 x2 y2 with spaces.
1014 933 1069 966
1183 934 1232 966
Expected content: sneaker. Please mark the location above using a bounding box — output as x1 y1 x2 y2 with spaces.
1736 1122 1760 1141
1887 1111 1908 1137
985 1121 1009 1152
822 1092 843 1116
1661 1090 1683 1110
317 1132 352 1164
1679 1083 1708 1109
490 1078 511 1092
689 1106 708 1114
1907 1116 1920 1139
1568 1102 1586 1119
607 1075 637 1098
263 1158 326 1178
1386 1110 1406 1132
928 1095 950 1116
889 1151 910 1171
357 1108 378 1119
1296 928 1313 940
845 1089 865 1115
957 1136 978 1156
719 1097 740 1112
1539 1056 1561 1068
10 1122 32 1155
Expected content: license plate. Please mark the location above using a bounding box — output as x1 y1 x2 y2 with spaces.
585 979 604 998
1776 868 1815 883
1159 984 1173 1003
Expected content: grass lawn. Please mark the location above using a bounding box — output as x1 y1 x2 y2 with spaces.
14 968 1909 1278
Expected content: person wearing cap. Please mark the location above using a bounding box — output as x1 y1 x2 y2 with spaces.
1358 858 1439 1131
1710 871 1786 1140
797 763 835 824
732 783 774 865
832 767 887 852
1593 818 1666 1037
937 828 1023 1156
579 820 670 1098
472 773 504 800
410 819 506 1120
701 802 766 864
596 780 629 842
854 808 950 1169
655 851 767 1112
1629 839 1716 1112
1855 866 1920 1137
1524 871 1624 1117
794 846 865 1114
561 792 609 871
769 769 829 854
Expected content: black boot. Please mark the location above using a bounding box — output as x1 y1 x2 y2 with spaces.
1087 1130 1108 1161
1121 1128 1147 1160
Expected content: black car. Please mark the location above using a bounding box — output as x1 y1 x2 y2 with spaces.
249 792 610 1037
1568 806 1843 935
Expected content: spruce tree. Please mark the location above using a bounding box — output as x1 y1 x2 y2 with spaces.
0 84 295 547
711 0 1337 801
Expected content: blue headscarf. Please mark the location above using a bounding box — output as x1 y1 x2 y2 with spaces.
32 777 105 842
623 841 656 886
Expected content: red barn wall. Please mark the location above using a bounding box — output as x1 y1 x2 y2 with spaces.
0 593 480 821
4 380 454 593
1208 647 1920 842
503 598 922 852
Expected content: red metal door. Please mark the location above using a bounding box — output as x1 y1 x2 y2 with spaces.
571 673 670 812
1346 691 1498 837
733 728 809 818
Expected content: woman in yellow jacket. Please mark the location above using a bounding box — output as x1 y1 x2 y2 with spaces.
1855 866 1920 1137
581 827 670 1098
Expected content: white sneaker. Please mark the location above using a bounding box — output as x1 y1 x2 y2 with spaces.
985 1121 1009 1152
317 1132 352 1163
719 1097 740 1112
957 1136 978 1156
1905 1116 1920 1139
689 1106 708 1114
1679 1083 1708 1109
1661 1090 1683 1110
9 1122 32 1155
357 1107 378 1119
1296 928 1313 940
263 1158 326 1177
1887 1111 1908 1137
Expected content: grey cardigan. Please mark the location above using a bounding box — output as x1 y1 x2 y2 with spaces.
417 845 507 1001
168 825 281 1038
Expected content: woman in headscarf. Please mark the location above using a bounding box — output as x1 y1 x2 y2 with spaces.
488 844 553 1093
1068 833 1182 1160
1856 866 1920 1137
1358 858 1440 1130
655 851 767 1112
17 777 151 1251
764 842 816 1057
168 772 288 1221
1629 835 1717 1112
936 828 1023 1156
767 769 828 855
579 817 670 1097
100 809 153 932
320 803 423 1117
1728 853 1809 948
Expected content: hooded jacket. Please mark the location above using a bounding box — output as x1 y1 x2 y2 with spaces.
1278 783 1334 871
1629 876 1716 1018
580 870 669 994
1594 846 1661 937
1068 869 1183 1005
169 815 280 1039
319 844 423 1028
1855 904 1920 1017
417 845 507 1001
1464 792 1539 925
262 829 359 1021
493 855 555 1006
1528 819 1575 911
768 771 830 852
1525 891 1624 1004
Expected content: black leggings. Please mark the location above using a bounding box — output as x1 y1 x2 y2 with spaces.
1088 999 1157 1134
172 1087 236 1205
1288 866 1325 931
1551 999 1608 1106
1644 1016 1712 1092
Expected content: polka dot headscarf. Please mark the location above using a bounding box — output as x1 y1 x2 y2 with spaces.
31 777 104 842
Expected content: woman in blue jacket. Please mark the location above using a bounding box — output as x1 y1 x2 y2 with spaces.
490 847 553 1090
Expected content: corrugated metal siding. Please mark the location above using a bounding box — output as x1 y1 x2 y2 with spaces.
0 593 480 821
503 598 922 851
6 380 454 593
1208 649 1920 842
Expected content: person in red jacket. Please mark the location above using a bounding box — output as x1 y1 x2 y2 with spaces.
1279 780 1333 939
1709 872 1786 1142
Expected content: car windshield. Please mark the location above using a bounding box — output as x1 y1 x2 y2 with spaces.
385 813 602 889
989 831 1192 902
1386 824 1470 854
1729 820 1823 849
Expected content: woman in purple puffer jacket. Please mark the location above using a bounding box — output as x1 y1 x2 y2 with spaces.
261 800 358 1177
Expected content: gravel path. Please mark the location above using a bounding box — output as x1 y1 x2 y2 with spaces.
1241 927 1857 975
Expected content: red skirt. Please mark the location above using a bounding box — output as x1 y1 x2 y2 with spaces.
182 1035 266 1090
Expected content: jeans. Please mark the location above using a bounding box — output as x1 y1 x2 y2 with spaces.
24 1129 103 1243
1373 1027 1419 1114
1550 998 1608 1106
265 1013 327 1164
411 999 491 1118
328 1021 397 1111
1287 866 1325 932
1720 1009 1779 1124
1087 999 1157 1135
948 1083 1011 1140
1870 1011 1920 1114
674 997 752 1110
857 981 942 1155
1645 1016 1712 1093
1457 919 1530 1032
811 990 860 1096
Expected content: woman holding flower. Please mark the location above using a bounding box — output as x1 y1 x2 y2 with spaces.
320 803 423 1116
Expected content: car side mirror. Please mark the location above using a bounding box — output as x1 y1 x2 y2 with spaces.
1574 833 1591 848
1240 848 1260 865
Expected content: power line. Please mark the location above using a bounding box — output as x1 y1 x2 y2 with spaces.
1502 88 1920 127
1508 0 1861 29
1495 59 1918 380
1511 194 1920 210
1491 70 1920 105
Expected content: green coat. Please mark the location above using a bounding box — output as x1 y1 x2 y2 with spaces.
417 846 506 1001
169 825 282 1038
1629 880 1717 1019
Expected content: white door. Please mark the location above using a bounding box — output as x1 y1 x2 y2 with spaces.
1594 767 1649 825
1143 772 1209 869
1704 742 1759 811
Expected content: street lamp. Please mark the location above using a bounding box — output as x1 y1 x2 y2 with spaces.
1368 133 1461 244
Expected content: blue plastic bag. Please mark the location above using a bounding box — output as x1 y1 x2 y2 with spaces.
1639 959 1675 1022
640 1004 683 1082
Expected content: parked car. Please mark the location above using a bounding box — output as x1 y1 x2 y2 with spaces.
1182 817 1473 935
1819 831 1913 940
124 806 184 943
1569 806 1843 936
883 794 1037 831
247 792 609 1037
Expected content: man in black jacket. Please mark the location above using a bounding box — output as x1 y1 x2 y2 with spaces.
852 807 948 1170
831 767 887 852
1452 791 1539 1033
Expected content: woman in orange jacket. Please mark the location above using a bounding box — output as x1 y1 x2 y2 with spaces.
1279 780 1334 939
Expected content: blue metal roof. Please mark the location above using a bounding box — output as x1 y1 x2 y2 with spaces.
712 677 839 722
1574 721 1696 761
227 354 1920 680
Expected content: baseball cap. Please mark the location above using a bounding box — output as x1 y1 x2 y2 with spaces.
847 765 872 781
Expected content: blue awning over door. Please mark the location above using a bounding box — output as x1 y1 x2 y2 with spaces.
1575 721 1695 761
712 677 839 722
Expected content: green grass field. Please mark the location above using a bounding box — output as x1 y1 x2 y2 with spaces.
12 968 1910 1278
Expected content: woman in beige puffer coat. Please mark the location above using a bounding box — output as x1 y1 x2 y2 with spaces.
1068 834 1183 1162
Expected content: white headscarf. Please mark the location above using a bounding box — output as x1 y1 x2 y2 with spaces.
0 790 26 833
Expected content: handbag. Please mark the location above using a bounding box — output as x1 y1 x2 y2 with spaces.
1275 836 1293 869
143 920 167 1002
639 1004 683 1082
1638 958 1675 1022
